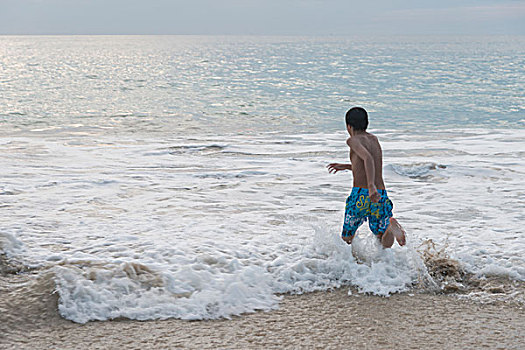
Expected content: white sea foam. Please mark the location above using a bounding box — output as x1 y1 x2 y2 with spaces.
0 232 25 255
54 262 279 323
51 226 423 323
1 129 523 322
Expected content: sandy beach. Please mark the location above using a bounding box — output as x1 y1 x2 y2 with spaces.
2 272 524 350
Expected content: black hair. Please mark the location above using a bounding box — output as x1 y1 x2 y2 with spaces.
345 107 368 131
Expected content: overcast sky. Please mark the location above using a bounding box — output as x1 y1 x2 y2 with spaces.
1 0 524 35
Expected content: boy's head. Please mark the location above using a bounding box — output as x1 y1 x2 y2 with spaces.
345 107 368 132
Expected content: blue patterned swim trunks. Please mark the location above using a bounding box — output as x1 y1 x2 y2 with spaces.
342 187 393 237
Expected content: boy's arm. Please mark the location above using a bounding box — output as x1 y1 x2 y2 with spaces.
346 138 380 202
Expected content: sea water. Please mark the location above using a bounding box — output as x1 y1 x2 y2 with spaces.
0 35 524 323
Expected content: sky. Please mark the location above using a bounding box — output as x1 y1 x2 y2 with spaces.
0 0 524 35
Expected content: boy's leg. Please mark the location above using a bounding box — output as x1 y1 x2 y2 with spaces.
342 235 354 245
388 217 406 246
379 229 394 248
342 215 365 245
377 218 406 248
369 192 406 248
342 217 363 244
341 189 365 245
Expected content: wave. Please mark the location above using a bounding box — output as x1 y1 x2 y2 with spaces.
388 162 447 179
167 144 227 155
0 232 24 256
2 229 523 324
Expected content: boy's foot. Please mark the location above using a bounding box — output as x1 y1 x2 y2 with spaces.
389 217 406 246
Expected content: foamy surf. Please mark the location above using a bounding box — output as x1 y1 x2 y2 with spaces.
53 261 279 323
46 227 420 323
1 127 524 323
5 224 522 324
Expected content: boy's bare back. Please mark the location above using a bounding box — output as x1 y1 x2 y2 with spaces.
347 132 385 191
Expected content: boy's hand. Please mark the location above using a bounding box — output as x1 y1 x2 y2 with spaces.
368 184 380 203
327 163 351 174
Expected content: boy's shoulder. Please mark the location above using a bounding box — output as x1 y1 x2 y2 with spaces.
365 131 378 140
346 135 363 148
363 132 379 145
346 133 379 148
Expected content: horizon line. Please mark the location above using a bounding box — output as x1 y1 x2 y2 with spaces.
1 33 524 37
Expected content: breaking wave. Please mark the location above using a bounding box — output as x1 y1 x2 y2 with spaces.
2 229 523 324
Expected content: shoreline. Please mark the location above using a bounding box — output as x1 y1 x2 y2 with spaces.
2 275 524 350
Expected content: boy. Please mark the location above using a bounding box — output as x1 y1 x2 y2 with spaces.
327 107 406 248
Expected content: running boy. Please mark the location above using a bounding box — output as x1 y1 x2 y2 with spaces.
327 107 406 248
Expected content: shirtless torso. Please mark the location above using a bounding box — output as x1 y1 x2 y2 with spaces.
348 132 385 190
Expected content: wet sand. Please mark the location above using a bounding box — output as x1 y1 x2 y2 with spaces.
1 273 524 350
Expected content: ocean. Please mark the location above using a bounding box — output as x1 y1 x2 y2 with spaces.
0 35 524 324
